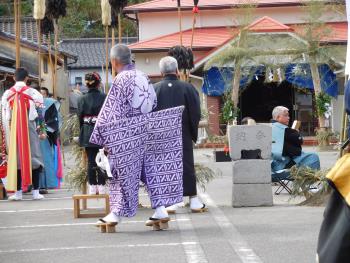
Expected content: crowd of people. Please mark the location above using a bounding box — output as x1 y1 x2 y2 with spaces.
1 44 323 231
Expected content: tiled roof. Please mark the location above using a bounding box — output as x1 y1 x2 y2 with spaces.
60 38 137 69
0 16 40 43
124 0 310 13
0 17 76 59
129 27 237 51
292 22 348 43
129 20 347 52
246 16 293 32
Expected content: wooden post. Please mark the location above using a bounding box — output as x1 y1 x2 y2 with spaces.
340 76 349 157
37 20 42 86
178 6 183 45
53 19 59 98
111 28 115 78
190 14 196 49
14 0 21 68
118 13 122 43
82 150 88 210
105 26 109 92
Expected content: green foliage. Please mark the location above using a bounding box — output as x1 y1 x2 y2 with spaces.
221 92 240 124
58 0 146 38
316 92 331 116
0 1 32 16
61 114 87 191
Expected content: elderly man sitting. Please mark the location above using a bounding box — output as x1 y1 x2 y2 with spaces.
271 106 320 172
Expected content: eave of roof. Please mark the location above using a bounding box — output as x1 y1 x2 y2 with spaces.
0 31 77 60
129 21 347 53
0 65 38 79
124 0 334 14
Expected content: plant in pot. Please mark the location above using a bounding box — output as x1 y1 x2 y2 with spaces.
315 92 332 148
213 92 240 162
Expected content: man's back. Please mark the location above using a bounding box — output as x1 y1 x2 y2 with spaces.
154 75 201 144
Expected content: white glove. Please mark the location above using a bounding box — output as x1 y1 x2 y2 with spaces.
95 149 113 178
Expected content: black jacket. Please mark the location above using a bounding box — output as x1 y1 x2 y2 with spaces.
77 88 106 147
282 128 303 158
154 74 201 196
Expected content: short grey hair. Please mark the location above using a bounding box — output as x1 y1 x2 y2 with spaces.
272 106 289 120
159 56 178 74
110 44 132 65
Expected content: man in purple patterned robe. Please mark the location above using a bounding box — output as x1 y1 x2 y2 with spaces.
90 44 184 229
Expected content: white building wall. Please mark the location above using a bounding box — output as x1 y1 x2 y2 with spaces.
68 69 113 92
134 51 208 76
138 6 346 41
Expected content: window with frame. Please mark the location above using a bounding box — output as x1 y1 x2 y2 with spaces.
43 57 48 74
75 77 82 85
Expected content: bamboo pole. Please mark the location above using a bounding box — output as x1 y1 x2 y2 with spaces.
111 28 115 78
47 34 54 79
178 6 183 45
190 13 196 49
37 20 42 86
105 26 109 92
53 20 59 98
15 0 21 68
118 13 122 43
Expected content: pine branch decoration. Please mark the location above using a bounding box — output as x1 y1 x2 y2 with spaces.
46 0 67 19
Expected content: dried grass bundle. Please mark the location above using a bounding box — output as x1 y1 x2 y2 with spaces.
33 0 46 20
290 166 331 206
101 0 112 26
194 164 221 192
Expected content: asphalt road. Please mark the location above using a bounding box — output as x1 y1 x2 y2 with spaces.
0 147 338 263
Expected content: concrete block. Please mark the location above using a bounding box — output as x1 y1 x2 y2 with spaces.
232 160 271 184
228 125 272 160
232 183 273 207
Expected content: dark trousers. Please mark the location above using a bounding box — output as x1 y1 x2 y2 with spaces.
17 168 41 191
86 147 106 186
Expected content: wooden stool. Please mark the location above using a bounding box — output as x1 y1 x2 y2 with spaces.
0 183 4 200
73 194 110 218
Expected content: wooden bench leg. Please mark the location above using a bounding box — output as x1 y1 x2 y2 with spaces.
73 199 80 218
105 196 110 216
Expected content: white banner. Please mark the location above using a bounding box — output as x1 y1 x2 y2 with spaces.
345 0 350 76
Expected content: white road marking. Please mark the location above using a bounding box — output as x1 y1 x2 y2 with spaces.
200 193 263 263
176 213 208 263
0 196 73 202
0 241 197 254
0 208 74 213
0 218 190 230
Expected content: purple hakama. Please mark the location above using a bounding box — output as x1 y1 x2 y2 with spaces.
90 65 184 217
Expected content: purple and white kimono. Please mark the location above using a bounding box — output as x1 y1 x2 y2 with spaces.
90 64 184 217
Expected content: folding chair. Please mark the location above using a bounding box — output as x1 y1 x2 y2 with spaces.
271 169 293 195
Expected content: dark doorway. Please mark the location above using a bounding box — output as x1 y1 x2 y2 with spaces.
240 79 295 125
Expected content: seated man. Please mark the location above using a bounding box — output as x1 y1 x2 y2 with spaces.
271 106 320 172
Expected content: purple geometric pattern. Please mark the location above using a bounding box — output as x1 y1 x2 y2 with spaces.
95 106 184 217
90 65 183 217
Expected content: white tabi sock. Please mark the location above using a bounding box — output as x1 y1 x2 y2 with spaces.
102 212 121 223
153 206 168 219
190 196 204 210
8 190 23 201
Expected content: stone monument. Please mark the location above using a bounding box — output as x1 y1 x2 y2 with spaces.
228 124 273 207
